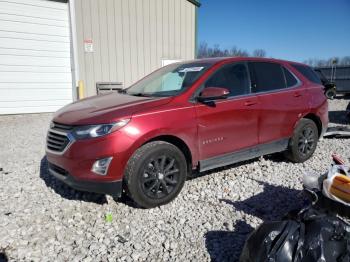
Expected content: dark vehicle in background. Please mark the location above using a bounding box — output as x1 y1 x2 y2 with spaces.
314 69 336 99
315 66 350 98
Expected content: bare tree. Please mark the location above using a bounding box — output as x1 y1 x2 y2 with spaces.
304 56 350 67
197 42 258 58
230 46 249 57
199 42 349 66
340 56 350 65
197 42 209 58
253 49 266 57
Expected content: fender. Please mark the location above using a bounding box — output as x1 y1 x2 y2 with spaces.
126 129 200 169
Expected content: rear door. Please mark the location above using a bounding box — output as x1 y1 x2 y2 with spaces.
195 62 259 161
249 62 308 144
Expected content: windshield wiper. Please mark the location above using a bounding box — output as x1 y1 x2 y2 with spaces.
118 89 127 94
129 92 153 97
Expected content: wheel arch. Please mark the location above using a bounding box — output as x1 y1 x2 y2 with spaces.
144 135 194 173
302 113 323 138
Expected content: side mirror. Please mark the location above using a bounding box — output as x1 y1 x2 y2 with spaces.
198 87 230 102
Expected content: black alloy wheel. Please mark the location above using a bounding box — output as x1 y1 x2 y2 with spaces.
141 155 180 199
124 141 187 208
297 126 316 157
285 118 319 163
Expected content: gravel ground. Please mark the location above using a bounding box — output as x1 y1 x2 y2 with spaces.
0 98 349 262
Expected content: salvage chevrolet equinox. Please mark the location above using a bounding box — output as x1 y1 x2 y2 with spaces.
46 57 328 208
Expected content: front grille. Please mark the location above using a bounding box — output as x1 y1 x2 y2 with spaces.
47 130 70 153
52 122 74 132
48 162 68 177
46 122 74 153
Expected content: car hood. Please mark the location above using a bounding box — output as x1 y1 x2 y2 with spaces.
53 93 172 125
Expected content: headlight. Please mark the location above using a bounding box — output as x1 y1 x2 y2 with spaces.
72 119 130 139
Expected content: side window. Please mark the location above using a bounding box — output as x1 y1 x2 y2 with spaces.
250 62 286 92
283 67 298 87
205 63 250 97
291 64 322 84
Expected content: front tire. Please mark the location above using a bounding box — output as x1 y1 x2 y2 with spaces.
285 119 319 163
124 141 187 208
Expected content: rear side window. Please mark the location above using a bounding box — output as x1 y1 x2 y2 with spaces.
205 63 250 97
283 67 298 87
249 62 286 92
291 64 322 84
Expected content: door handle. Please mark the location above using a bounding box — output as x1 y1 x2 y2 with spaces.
244 101 257 106
294 92 302 97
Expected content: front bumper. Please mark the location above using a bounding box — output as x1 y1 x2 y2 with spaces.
46 124 136 183
48 162 122 198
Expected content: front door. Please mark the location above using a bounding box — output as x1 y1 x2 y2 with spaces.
194 62 259 161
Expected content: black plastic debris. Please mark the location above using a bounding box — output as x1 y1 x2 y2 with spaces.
116 234 128 244
0 251 8 262
323 126 350 138
240 207 350 262
241 155 350 261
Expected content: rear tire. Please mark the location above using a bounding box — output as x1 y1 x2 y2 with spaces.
284 119 319 163
124 141 187 208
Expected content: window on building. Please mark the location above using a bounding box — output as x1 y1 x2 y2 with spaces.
205 63 250 97
249 62 286 92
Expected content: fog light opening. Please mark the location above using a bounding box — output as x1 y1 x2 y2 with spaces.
91 157 113 176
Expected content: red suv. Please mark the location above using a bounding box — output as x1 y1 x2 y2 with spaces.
46 57 328 208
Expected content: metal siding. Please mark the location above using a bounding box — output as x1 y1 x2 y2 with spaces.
121 0 132 86
136 0 145 78
74 0 85 90
129 0 138 84
173 1 182 58
191 4 196 58
149 0 157 72
162 0 169 59
114 0 125 84
90 0 102 89
168 0 175 58
106 0 117 82
80 0 94 97
98 0 110 81
186 2 195 59
143 0 151 75
156 0 162 68
75 0 196 95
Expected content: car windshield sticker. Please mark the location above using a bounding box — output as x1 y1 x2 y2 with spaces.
178 67 204 73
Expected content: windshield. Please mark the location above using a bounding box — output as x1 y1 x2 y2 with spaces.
124 62 212 97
